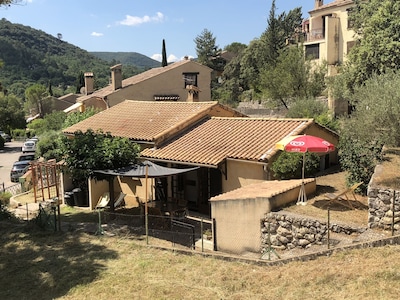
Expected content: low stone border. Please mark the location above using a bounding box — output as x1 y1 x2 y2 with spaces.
260 211 366 251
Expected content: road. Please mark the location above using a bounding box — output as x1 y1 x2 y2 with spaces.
0 141 24 188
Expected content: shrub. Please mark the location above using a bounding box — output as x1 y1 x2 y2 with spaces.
0 191 12 205
271 152 320 180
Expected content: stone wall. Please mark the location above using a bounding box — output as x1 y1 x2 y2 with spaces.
368 186 400 231
261 212 365 251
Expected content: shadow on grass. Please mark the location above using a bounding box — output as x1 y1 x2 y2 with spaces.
312 199 368 211
0 219 118 300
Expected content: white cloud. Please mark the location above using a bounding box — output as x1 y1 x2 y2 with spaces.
91 32 104 37
151 53 179 63
119 12 164 26
151 54 162 62
168 54 178 62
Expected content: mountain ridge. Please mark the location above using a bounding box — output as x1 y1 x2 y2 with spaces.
0 18 160 98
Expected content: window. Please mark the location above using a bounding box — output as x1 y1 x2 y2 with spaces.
182 72 198 88
347 41 355 54
347 8 354 29
305 44 320 59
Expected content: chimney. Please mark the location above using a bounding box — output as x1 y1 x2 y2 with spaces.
186 85 200 102
314 0 323 9
84 72 94 95
110 64 122 91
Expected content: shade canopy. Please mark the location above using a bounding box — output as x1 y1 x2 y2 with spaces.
276 135 335 153
94 160 199 178
275 134 335 205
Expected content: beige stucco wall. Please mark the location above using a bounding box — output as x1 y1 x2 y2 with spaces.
222 160 268 193
105 62 212 107
306 2 355 66
88 176 156 210
211 180 316 254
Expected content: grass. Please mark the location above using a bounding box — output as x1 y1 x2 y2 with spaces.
1 220 400 300
2 150 400 299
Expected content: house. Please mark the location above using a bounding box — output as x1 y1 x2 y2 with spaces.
141 117 339 215
62 100 245 209
66 58 213 113
62 100 339 255
302 0 356 115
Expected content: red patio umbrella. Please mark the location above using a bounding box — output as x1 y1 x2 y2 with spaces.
276 135 335 204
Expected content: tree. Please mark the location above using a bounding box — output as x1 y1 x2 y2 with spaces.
0 0 21 6
0 92 25 132
63 107 99 129
346 0 400 86
260 46 327 109
61 129 140 189
161 39 167 67
194 29 220 69
48 80 53 96
224 42 247 55
24 84 48 117
215 3 303 107
338 71 400 192
27 111 67 135
75 71 85 94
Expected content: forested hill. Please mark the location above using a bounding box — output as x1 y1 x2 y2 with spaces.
0 18 155 98
90 52 160 69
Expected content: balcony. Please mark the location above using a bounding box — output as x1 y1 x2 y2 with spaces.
305 28 324 42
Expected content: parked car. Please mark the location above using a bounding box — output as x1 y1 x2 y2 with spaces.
0 131 11 142
18 153 36 162
10 161 31 182
22 141 36 153
28 136 39 143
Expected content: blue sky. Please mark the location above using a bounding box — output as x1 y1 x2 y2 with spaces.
1 0 315 62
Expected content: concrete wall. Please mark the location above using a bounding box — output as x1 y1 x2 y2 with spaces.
222 160 267 193
211 180 316 254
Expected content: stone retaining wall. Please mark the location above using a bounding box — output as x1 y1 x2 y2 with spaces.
368 186 400 231
261 212 365 251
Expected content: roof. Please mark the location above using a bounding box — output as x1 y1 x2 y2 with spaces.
210 178 315 201
141 117 317 167
62 100 244 144
309 0 354 13
77 59 211 103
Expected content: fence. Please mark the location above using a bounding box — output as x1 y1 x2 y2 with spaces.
0 182 22 196
99 210 213 252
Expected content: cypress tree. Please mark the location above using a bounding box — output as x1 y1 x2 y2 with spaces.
161 39 168 67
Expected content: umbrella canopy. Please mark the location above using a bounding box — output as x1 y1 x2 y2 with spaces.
276 135 335 205
94 160 199 178
276 135 335 153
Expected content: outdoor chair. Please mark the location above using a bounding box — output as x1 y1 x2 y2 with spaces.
95 192 126 209
322 182 363 209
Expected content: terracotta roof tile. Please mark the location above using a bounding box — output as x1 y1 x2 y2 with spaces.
210 178 315 201
62 100 239 143
141 117 314 167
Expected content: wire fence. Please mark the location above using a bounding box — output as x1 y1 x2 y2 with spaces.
0 182 22 196
99 210 213 252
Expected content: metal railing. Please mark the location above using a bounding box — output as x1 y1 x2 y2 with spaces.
0 182 22 195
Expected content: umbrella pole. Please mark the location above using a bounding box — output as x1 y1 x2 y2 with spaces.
297 152 307 205
145 164 149 245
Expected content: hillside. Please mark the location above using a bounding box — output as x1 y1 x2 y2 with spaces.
90 52 160 69
0 18 154 98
